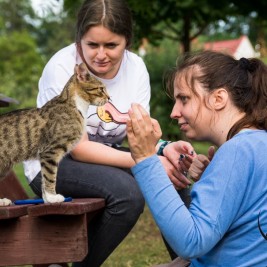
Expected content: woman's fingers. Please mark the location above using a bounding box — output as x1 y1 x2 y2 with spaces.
127 103 162 163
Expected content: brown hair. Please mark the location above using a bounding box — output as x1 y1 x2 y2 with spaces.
75 0 133 49
166 50 267 140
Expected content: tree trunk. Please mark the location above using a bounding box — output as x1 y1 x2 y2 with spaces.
182 14 191 53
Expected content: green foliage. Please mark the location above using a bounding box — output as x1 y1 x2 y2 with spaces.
126 0 267 53
34 4 76 61
127 0 240 52
0 31 43 110
143 39 182 140
0 0 36 34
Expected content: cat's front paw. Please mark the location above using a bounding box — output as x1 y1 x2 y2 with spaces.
0 198 12 206
43 191 65 204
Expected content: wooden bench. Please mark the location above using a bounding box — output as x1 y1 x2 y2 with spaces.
0 171 105 266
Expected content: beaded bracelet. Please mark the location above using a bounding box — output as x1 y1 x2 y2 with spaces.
157 141 171 156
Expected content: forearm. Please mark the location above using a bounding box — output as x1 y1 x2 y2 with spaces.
71 140 135 168
132 155 220 258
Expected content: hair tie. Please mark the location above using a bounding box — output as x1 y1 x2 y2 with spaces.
239 57 253 71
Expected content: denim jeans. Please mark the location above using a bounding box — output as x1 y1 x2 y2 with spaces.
30 154 145 267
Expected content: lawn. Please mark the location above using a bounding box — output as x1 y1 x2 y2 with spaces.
12 141 210 266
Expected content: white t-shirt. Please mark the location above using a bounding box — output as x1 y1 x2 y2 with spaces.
23 43 151 182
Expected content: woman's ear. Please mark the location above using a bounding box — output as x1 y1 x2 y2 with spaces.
209 88 228 111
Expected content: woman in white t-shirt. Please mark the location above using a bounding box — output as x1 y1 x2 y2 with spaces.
24 0 195 266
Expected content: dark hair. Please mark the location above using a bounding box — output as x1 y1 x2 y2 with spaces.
75 0 133 49
166 50 267 140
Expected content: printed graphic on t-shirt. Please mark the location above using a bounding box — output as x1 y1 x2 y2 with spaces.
86 102 128 143
97 102 129 124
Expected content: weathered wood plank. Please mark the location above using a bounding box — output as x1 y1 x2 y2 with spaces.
0 214 88 265
0 204 28 219
28 198 105 216
0 170 106 266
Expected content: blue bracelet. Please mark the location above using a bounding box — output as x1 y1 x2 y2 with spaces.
157 141 171 156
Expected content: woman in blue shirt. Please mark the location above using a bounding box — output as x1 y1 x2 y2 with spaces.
127 51 267 266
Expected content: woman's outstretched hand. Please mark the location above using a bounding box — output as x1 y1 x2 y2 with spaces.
127 103 162 164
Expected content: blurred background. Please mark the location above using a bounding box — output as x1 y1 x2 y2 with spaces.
1 0 267 140
1 1 267 266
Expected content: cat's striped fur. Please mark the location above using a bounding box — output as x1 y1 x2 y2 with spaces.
0 63 109 205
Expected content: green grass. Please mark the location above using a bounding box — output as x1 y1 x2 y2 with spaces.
13 141 211 266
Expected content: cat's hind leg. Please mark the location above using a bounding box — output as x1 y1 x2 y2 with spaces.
39 153 65 204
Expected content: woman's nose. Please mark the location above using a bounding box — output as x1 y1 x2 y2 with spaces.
97 47 106 59
170 102 182 119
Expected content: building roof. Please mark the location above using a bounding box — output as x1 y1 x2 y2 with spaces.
204 35 247 55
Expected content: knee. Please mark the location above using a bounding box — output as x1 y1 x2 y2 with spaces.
109 184 145 223
128 187 145 216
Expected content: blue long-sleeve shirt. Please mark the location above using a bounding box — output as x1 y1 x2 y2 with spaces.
132 130 267 266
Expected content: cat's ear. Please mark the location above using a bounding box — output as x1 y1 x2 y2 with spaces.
75 63 90 82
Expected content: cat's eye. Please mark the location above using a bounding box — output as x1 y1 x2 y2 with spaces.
86 87 99 91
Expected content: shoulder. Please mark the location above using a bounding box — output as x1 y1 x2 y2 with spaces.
123 50 147 69
214 130 267 171
221 129 267 153
120 50 149 83
48 43 77 63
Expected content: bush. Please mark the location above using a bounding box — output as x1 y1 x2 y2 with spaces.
143 39 183 140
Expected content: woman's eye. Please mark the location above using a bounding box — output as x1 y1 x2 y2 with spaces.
180 96 188 103
106 43 117 49
88 43 98 48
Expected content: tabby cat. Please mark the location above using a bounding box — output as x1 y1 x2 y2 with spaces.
0 63 109 206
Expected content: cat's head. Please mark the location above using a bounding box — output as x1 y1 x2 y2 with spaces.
74 63 110 106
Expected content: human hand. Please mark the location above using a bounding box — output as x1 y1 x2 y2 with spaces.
160 141 196 189
163 140 196 168
188 146 215 182
159 155 192 190
127 103 162 164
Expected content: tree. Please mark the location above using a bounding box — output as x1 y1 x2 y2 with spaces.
60 0 267 53
144 39 180 139
126 0 267 53
126 0 238 52
0 0 44 110
0 31 44 109
0 0 36 34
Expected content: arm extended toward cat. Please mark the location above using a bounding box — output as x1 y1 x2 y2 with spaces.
70 132 136 168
